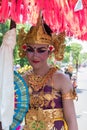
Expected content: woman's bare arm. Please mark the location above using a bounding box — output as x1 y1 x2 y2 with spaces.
61 74 78 130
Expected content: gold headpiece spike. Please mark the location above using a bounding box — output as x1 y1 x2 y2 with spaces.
36 11 46 34
25 12 52 45
36 11 42 27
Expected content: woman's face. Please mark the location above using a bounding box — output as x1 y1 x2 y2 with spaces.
26 44 49 69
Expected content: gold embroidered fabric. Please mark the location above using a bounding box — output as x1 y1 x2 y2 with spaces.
24 108 64 130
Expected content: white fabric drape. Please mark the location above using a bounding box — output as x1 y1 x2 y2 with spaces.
0 28 16 130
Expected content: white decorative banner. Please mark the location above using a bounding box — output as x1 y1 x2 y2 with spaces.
74 0 83 11
0 28 16 130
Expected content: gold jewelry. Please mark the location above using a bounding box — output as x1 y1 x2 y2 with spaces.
27 67 57 92
62 89 78 100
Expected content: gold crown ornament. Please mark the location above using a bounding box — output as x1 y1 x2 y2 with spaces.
17 13 66 61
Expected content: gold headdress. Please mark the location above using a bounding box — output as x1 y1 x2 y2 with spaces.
17 13 66 60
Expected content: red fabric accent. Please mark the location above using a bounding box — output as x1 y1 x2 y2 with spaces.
82 0 87 8
10 0 23 23
0 0 9 22
21 0 28 23
16 0 22 23
10 0 17 22
0 0 87 40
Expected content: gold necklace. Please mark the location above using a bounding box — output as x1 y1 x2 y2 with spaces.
27 67 57 91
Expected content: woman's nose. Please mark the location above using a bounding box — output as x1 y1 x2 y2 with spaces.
33 50 38 56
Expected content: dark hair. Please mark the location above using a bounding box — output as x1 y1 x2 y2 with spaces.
44 22 53 36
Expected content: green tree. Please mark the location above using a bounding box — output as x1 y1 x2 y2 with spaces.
0 20 10 46
63 52 70 63
65 45 71 53
63 45 71 63
14 23 31 66
71 43 82 71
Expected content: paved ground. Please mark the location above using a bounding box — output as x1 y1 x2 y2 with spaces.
74 67 87 130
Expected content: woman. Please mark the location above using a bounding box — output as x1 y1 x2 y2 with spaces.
18 14 78 130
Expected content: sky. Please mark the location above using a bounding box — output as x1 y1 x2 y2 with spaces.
80 41 87 53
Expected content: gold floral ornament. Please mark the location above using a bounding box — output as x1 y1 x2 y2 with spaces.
17 28 27 57
17 13 66 61
52 31 66 61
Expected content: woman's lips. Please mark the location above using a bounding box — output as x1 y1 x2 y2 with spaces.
32 60 40 63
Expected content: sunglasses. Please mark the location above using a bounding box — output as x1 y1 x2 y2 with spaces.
26 46 48 54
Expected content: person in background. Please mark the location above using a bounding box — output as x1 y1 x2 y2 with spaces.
67 65 73 79
64 67 72 80
17 14 78 130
